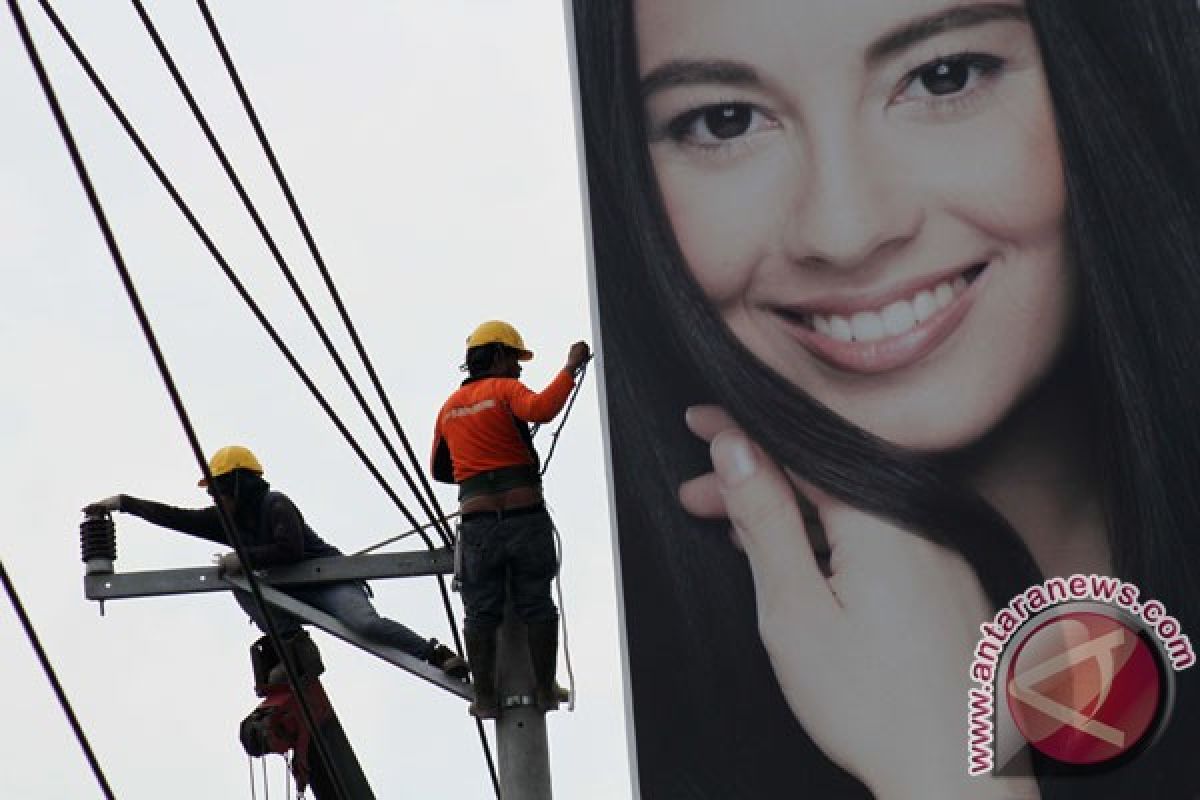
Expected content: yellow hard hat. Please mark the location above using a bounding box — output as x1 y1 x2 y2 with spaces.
198 445 264 486
466 320 533 361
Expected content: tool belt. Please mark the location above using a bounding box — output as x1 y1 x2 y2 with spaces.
457 464 541 502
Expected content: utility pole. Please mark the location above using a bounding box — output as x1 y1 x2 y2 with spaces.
496 604 553 800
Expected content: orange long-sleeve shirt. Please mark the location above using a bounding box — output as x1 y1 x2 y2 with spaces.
431 370 575 483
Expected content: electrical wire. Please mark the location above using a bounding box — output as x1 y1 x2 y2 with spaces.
9 3 352 796
33 0 423 551
124 3 495 788
533 360 590 476
127 0 450 550
0 559 117 800
550 524 577 712
129 0 453 551
355 512 461 557
33 2 495 793
195 0 455 550
34 0 470 711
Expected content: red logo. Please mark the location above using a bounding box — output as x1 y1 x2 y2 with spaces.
1005 611 1163 765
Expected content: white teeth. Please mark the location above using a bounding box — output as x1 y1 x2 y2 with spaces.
881 300 916 335
935 283 954 307
850 311 886 342
913 290 937 322
805 274 971 341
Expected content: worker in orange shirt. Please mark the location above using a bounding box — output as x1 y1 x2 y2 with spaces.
432 320 590 718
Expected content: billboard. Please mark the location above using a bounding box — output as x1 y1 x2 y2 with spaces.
569 0 1200 796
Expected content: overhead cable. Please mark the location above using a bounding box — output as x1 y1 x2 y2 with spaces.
34 0 425 553
0 559 116 800
129 0 452 551
34 3 494 792
12 4 352 795
122 6 492 782
120 12 500 786
195 0 455 549
534 361 590 476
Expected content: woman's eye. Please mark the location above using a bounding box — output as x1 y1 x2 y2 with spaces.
895 53 1005 104
666 103 775 147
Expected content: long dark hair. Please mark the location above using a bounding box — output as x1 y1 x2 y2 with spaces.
573 0 1200 796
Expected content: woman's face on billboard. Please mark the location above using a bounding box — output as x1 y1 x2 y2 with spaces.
638 0 1072 451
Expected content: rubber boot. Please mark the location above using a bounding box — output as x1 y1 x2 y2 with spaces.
465 627 499 719
527 620 561 713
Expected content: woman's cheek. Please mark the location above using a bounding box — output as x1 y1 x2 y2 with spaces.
912 76 1065 240
655 151 793 302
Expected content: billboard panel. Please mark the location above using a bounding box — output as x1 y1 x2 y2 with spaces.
570 1 1200 796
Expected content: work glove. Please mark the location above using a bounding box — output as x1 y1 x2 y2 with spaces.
566 341 592 372
82 495 123 515
215 551 243 576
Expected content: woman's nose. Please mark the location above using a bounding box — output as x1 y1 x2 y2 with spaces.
782 129 921 271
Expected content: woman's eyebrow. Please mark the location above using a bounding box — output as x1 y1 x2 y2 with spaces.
640 59 760 98
866 2 1028 65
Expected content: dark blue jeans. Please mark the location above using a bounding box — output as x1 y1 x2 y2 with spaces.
458 509 559 633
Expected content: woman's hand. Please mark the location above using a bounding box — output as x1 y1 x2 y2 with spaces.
680 406 1038 800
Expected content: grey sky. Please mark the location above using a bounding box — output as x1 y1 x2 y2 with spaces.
1 2 630 797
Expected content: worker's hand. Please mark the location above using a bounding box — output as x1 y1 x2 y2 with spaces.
82 495 123 515
681 406 1039 800
215 551 243 576
566 341 591 372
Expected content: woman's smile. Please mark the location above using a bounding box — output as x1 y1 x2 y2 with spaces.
771 261 986 374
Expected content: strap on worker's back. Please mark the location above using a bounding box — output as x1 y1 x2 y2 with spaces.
457 464 541 502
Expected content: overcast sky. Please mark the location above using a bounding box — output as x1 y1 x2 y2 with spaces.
1 2 631 797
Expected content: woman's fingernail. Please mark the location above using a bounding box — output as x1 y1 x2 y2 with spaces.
712 433 756 487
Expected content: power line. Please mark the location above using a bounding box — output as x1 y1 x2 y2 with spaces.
129 0 451 551
195 0 456 551
0 560 117 800
538 361 591 476
10 2 353 795
118 10 487 760
30 3 498 794
33 0 421 552
120 2 496 783
123 4 500 786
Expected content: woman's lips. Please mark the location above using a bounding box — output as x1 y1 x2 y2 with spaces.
773 264 986 375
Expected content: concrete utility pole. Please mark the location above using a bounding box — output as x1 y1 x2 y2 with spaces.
496 606 553 800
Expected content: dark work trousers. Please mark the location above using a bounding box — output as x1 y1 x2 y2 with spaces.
233 581 432 660
458 508 559 634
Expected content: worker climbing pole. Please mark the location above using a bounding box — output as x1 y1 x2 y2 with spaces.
432 321 591 799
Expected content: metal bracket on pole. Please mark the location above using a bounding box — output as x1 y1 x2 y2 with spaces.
83 549 453 601
223 575 471 700
81 547 468 698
